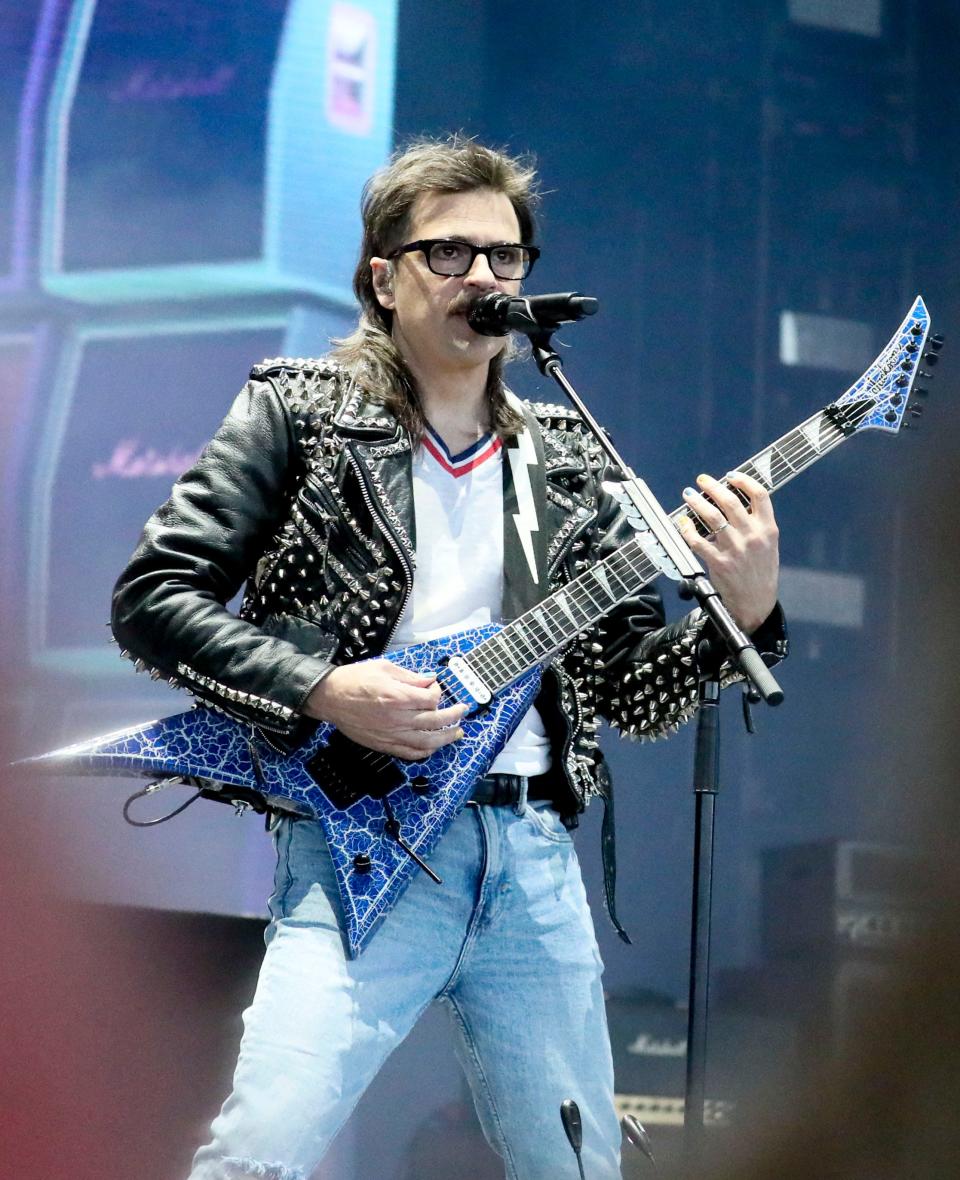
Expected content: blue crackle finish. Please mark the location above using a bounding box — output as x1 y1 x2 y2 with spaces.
835 295 929 433
24 625 542 957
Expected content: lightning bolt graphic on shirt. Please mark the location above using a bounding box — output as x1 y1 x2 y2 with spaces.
507 425 540 585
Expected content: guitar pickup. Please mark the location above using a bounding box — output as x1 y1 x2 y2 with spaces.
444 657 492 706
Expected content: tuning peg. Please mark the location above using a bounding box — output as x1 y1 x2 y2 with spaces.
923 351 940 365
914 387 929 396
910 404 924 417
929 334 945 349
917 369 933 380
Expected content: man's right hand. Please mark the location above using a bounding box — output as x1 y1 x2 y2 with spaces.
303 660 468 761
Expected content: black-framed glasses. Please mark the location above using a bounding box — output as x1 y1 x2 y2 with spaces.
387 238 540 281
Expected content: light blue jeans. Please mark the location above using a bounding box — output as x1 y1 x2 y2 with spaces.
188 799 622 1179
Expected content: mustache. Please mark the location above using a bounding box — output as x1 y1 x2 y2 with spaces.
447 291 485 316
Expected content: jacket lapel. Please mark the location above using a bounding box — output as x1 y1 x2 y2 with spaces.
333 381 417 567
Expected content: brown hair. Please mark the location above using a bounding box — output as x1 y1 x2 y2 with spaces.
331 135 540 441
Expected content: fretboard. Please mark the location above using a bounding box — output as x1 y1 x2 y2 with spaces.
463 400 870 694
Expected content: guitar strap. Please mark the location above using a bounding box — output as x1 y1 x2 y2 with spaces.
501 396 549 621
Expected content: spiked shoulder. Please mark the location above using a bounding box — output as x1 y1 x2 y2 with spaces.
249 356 342 380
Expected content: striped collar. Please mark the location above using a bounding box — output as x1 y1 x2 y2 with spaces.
421 423 503 477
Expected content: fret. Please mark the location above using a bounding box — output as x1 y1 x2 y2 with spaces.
612 544 655 589
603 558 635 595
577 577 607 613
557 587 592 628
503 626 538 667
737 411 846 498
553 590 581 629
742 454 772 490
788 431 822 473
768 443 796 487
468 538 656 691
531 605 559 641
800 416 826 456
468 638 516 684
538 597 576 638
782 428 815 469
522 610 561 653
593 565 615 599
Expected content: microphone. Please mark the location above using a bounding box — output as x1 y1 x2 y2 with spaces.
560 1098 587 1180
468 291 599 336
621 1114 658 1171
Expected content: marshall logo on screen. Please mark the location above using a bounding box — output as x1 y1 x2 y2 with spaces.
91 439 202 481
108 64 237 103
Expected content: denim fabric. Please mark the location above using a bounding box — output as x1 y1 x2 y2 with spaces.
188 801 622 1180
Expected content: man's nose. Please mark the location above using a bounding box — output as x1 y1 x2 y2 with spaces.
462 251 498 287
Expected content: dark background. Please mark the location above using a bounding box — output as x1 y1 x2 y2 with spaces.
1 1 958 1177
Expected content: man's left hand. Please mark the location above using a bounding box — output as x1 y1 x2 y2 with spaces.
676 471 780 634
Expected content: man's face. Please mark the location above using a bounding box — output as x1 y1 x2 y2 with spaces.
371 187 523 383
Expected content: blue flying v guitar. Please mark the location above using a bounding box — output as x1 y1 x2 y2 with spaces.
22 297 941 957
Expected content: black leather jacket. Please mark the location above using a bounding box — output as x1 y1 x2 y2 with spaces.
112 357 787 938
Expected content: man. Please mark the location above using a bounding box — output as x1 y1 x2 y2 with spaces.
112 137 784 1179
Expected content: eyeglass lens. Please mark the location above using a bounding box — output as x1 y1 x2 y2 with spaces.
428 241 531 280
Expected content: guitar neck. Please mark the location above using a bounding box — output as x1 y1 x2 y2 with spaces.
464 401 864 694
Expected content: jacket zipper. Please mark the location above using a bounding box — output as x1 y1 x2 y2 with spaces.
545 663 586 816
547 511 597 577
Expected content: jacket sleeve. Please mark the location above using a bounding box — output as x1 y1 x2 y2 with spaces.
586 466 788 739
111 378 333 734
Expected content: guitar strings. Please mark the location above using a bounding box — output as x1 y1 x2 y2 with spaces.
477 461 804 678
471 340 919 685
464 383 896 689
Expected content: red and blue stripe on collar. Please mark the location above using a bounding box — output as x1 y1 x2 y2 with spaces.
421 423 503 477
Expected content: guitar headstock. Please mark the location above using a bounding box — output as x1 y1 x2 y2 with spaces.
827 296 944 436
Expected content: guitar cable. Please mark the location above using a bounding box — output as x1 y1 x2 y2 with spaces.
122 778 204 827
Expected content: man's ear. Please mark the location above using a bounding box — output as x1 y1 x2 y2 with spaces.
370 258 395 309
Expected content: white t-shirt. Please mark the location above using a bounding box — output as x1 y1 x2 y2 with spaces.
387 424 551 776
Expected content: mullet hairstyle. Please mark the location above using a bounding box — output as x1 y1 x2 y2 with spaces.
330 135 540 442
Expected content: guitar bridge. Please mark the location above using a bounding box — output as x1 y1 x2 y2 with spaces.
306 732 404 809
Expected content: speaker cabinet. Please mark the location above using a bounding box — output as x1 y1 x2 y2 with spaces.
40 0 397 304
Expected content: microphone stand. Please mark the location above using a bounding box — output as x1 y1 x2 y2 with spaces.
526 328 783 1170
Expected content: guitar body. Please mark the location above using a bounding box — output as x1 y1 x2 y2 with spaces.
25 624 544 956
